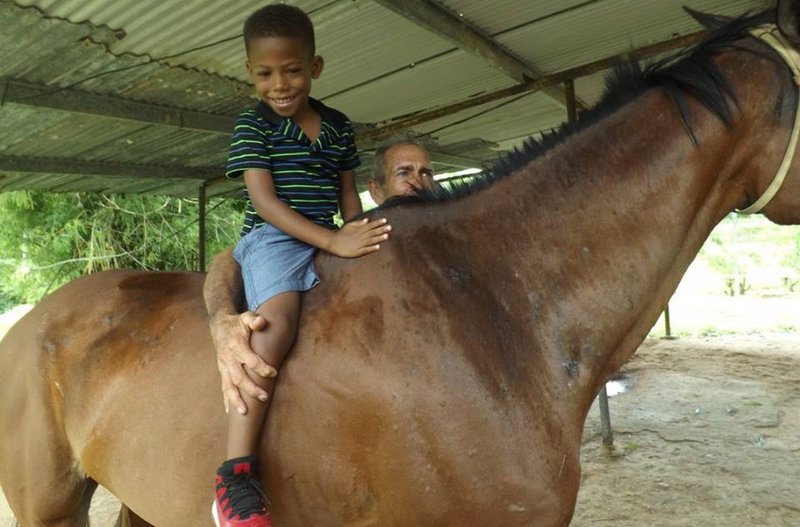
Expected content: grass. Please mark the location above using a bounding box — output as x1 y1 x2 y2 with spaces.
649 214 800 338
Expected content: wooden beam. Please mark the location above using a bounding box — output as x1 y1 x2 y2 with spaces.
198 182 207 272
359 146 486 168
0 155 221 180
2 78 235 133
1 28 705 170
361 30 707 141
565 79 577 123
372 0 582 110
425 149 488 168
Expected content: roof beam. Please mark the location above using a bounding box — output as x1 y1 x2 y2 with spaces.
425 149 488 168
0 155 221 180
1 78 235 133
2 28 705 148
362 30 707 141
372 0 584 110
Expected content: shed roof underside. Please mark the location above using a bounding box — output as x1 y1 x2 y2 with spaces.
0 0 772 198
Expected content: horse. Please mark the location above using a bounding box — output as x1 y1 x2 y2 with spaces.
3 4 800 526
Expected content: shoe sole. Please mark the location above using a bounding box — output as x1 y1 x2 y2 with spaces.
212 501 221 527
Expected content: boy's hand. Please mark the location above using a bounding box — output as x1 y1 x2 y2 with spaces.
210 310 277 415
327 218 391 258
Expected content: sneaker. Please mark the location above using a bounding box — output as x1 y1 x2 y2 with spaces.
212 456 272 527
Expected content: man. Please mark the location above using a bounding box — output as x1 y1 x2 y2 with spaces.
367 139 435 204
206 138 435 415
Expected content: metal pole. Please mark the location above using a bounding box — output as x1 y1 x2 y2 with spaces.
565 78 577 123
598 385 613 446
663 302 672 337
198 182 207 272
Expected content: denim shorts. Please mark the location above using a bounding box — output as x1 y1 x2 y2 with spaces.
232 223 320 311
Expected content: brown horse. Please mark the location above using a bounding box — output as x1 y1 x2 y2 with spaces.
3 5 800 526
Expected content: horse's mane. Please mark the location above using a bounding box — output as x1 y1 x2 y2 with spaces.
384 8 776 208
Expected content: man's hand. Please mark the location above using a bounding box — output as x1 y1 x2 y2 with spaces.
209 310 277 415
327 218 391 258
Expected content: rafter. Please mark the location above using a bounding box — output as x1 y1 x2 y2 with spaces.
0 155 221 180
361 30 707 141
372 0 585 110
0 22 704 196
2 78 235 133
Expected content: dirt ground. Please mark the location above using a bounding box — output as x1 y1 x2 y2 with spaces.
574 333 800 527
1 322 799 526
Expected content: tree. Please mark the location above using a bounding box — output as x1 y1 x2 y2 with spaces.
0 191 243 309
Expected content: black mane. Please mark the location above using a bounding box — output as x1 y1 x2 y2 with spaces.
386 8 776 208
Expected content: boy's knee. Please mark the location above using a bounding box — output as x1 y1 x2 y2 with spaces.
267 311 298 334
249 310 298 360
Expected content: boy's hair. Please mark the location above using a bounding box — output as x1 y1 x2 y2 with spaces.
244 4 316 57
373 136 427 184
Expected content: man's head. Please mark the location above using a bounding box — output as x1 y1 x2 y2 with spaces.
243 4 323 119
368 139 435 205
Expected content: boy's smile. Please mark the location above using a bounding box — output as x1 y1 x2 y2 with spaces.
246 35 323 121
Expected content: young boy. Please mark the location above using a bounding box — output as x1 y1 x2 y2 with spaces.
213 5 391 527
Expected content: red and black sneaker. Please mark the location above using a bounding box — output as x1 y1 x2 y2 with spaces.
212 456 272 527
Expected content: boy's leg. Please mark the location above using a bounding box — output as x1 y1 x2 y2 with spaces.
227 290 300 456
214 291 300 527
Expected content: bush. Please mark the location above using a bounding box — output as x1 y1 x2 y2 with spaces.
0 191 243 305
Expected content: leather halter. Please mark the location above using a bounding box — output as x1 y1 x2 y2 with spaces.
737 24 800 214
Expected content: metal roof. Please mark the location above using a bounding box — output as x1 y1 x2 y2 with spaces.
0 0 773 198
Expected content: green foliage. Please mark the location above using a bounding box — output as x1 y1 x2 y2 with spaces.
781 232 800 291
699 214 800 295
0 191 243 307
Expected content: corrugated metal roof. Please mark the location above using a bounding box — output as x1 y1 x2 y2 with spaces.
500 0 767 73
0 0 776 197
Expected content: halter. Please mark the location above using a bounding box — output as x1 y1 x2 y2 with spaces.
737 24 800 214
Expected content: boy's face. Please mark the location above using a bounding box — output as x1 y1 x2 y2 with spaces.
246 36 323 119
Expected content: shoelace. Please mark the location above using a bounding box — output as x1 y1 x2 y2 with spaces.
222 473 270 519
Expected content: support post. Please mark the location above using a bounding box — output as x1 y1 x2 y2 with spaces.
565 79 578 123
663 302 672 337
598 385 613 446
198 181 207 272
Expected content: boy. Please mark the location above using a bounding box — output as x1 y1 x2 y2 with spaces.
213 5 391 527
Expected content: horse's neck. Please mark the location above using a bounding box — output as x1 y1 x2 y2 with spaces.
465 88 753 396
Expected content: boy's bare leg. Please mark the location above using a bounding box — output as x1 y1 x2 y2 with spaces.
205 247 275 415
226 291 300 457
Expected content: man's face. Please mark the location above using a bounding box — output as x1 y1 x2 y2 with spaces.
371 144 435 204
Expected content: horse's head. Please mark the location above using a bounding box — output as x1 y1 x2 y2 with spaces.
681 1 800 224
690 0 800 224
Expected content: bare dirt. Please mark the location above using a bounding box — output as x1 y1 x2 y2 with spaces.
2 315 799 526
574 333 800 527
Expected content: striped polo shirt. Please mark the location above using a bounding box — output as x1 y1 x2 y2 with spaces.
226 97 361 236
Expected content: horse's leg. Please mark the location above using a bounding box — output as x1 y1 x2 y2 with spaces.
1 468 95 527
113 505 154 527
0 323 96 526
0 422 96 527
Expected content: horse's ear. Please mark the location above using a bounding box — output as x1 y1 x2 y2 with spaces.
683 6 732 30
778 0 800 47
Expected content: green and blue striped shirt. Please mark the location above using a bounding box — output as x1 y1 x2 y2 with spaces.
226 98 360 236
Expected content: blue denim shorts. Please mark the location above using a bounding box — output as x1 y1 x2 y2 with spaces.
232 223 320 311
